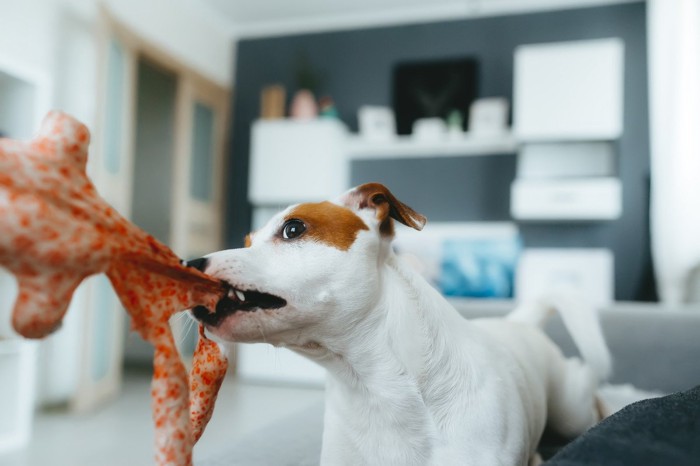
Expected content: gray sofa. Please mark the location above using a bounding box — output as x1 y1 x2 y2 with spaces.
456 300 700 394
200 301 700 466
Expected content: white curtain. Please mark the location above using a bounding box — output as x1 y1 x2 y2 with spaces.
648 0 700 305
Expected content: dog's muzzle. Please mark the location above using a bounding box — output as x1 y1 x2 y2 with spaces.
191 285 287 327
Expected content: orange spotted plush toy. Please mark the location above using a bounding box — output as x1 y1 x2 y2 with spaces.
0 111 228 465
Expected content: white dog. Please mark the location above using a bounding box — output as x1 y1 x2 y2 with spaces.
190 183 611 466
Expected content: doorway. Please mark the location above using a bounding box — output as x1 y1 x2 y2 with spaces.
123 58 179 364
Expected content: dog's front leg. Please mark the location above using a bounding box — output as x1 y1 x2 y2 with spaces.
319 373 436 466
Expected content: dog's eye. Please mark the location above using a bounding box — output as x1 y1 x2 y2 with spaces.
282 219 306 240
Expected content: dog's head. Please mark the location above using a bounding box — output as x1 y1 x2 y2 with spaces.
190 183 426 346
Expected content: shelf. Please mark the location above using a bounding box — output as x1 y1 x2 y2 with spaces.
346 132 518 159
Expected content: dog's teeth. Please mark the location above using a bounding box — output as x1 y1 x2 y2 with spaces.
228 289 235 299
235 290 245 301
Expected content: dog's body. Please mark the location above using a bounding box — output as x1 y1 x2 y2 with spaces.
191 183 610 465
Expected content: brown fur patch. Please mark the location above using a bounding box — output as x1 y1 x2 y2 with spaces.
244 234 252 248
285 201 369 251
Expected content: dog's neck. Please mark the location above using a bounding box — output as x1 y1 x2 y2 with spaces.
293 253 474 463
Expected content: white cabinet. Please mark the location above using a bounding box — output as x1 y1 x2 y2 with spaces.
246 119 349 384
249 120 349 205
514 38 624 141
512 38 625 221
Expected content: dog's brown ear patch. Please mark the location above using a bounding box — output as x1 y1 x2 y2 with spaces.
286 202 369 251
341 183 427 236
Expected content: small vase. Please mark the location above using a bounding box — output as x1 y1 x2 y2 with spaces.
290 89 318 120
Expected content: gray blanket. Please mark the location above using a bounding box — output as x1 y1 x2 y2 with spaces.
547 385 700 465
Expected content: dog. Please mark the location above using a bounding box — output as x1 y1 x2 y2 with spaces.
189 182 611 466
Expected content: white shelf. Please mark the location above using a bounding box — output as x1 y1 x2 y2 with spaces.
346 132 518 159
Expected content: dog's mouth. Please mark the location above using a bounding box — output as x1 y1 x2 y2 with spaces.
192 284 287 327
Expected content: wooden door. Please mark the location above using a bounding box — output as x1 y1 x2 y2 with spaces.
170 78 229 360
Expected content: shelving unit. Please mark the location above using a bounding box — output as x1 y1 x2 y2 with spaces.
346 132 518 159
510 38 624 222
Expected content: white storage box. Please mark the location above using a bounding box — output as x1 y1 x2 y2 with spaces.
0 339 38 453
249 119 348 205
511 177 622 221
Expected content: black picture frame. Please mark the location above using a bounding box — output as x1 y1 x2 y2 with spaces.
393 57 479 135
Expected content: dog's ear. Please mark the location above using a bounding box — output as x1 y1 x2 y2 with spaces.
340 183 426 236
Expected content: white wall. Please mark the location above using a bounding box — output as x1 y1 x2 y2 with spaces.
0 2 58 80
0 0 232 116
106 0 233 87
0 1 57 128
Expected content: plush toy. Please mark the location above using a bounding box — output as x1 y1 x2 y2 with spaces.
0 111 228 465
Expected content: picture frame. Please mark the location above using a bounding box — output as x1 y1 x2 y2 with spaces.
393 58 478 135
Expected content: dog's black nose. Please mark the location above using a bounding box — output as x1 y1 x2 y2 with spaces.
186 257 209 272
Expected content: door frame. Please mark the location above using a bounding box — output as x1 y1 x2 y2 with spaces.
72 6 230 411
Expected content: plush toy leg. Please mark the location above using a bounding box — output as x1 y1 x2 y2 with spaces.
152 330 194 466
12 272 83 338
190 325 228 442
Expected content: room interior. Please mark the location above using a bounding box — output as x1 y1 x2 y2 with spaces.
0 0 699 465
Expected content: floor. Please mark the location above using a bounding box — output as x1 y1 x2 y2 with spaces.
1 369 325 466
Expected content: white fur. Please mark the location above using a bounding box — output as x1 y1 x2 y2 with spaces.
197 189 611 466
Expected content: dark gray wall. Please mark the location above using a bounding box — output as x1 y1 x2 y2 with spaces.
226 2 654 301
